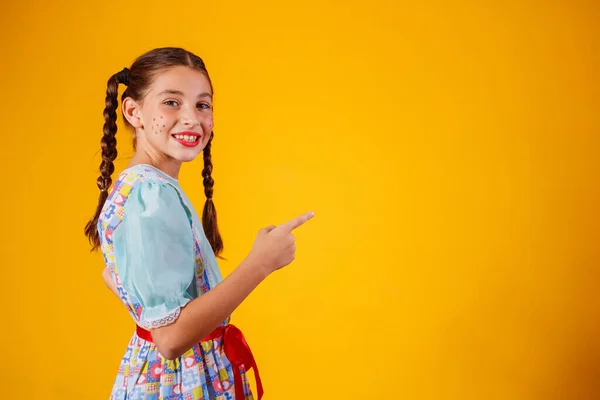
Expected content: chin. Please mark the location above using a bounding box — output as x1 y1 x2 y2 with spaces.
176 152 202 163
173 149 202 162
168 143 205 162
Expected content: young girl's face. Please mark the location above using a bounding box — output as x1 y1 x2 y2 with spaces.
129 66 214 163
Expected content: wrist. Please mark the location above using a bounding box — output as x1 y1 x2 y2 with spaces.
241 253 271 281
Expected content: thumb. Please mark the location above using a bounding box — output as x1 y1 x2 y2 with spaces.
265 225 277 233
260 225 277 235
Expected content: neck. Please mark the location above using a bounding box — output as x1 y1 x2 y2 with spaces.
128 152 182 180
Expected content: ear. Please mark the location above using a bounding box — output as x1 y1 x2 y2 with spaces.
122 97 143 129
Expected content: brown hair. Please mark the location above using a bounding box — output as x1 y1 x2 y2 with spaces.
84 47 223 257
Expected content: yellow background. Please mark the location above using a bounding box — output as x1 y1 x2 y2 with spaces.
1 0 599 399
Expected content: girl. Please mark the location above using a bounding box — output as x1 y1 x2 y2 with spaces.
84 47 314 400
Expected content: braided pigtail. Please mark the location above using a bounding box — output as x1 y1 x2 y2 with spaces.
84 68 130 251
201 131 224 258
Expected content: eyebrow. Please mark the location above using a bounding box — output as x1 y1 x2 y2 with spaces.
157 89 212 98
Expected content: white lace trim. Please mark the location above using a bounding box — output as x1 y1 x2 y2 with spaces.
137 307 181 330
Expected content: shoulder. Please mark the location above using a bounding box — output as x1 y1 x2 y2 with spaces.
107 165 177 201
116 164 173 187
98 166 190 248
100 165 183 221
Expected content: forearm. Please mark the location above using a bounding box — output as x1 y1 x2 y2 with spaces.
152 255 269 359
102 267 120 299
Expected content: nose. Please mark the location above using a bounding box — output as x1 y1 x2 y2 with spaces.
180 105 200 127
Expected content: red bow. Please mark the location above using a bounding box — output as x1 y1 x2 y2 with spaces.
204 324 264 400
136 324 263 399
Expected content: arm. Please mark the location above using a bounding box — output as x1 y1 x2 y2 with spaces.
113 180 314 360
102 267 120 299
151 254 268 359
152 212 313 360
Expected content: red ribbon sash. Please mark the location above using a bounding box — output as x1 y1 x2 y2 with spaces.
136 324 263 399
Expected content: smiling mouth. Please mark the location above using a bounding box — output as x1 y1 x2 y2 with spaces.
172 134 200 143
171 132 203 148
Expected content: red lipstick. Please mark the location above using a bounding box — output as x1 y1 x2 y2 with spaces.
172 131 202 147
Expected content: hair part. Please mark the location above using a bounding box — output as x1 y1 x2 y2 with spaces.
84 47 224 258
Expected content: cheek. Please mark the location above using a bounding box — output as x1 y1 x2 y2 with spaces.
203 115 214 132
150 114 169 135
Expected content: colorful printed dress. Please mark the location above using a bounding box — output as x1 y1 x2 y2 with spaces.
98 164 256 400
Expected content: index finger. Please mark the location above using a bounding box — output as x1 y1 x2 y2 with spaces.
279 211 315 232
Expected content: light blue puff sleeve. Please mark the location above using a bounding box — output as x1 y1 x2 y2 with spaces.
112 180 197 329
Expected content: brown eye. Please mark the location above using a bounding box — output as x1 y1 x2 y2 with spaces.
197 102 211 110
163 100 179 107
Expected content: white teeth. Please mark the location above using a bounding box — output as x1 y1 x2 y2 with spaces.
174 134 199 142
